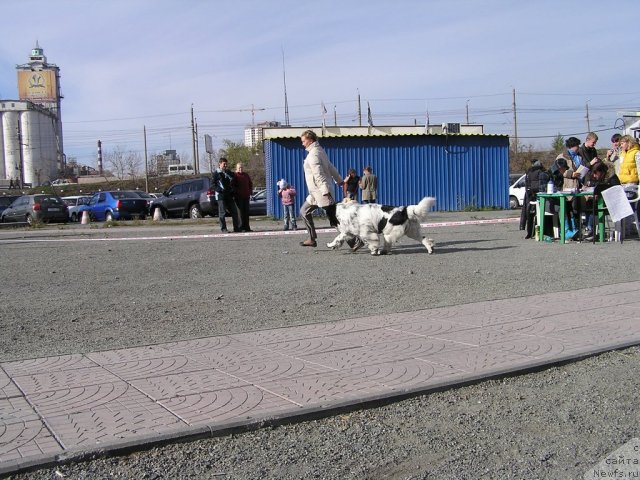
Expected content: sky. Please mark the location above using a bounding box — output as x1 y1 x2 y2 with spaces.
1 0 638 169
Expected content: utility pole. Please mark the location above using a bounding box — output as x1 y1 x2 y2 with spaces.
143 126 149 192
334 105 337 127
512 88 518 162
194 120 199 174
585 101 591 132
466 100 470 124
282 47 290 126
357 89 362 126
191 104 197 174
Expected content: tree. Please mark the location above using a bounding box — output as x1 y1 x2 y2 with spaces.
218 140 265 187
552 134 564 153
105 146 142 180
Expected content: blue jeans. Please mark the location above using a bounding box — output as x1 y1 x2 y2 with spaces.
217 195 239 231
283 204 296 230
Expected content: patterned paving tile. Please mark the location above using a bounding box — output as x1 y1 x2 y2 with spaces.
102 355 211 381
12 366 122 395
87 345 176 365
428 328 532 348
1 354 97 377
360 336 455 359
258 371 390 407
160 386 299 425
382 318 478 336
260 336 357 356
0 369 21 400
419 347 532 374
186 346 294 370
347 359 463 390
229 319 378 345
44 389 185 449
0 397 41 425
219 357 334 383
162 336 242 355
299 347 410 370
26 381 132 417
0 420 62 464
130 369 250 401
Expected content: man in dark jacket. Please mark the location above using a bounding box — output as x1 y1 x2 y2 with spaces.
212 157 240 232
521 159 550 239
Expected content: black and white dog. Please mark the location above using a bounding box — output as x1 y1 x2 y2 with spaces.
327 197 436 255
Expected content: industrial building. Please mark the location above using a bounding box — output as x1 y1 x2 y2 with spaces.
263 125 510 216
0 42 64 186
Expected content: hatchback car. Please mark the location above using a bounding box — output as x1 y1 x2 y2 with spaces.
509 174 526 209
61 195 91 222
0 194 69 225
77 191 148 222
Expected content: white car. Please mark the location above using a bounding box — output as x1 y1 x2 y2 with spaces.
61 195 91 221
509 174 526 209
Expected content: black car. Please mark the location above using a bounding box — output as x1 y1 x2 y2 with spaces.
151 177 217 219
0 194 69 225
249 189 267 216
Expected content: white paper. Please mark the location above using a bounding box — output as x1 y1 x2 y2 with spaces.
576 165 589 180
601 185 634 222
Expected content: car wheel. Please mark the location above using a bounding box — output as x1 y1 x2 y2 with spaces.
71 213 78 222
189 204 202 219
105 211 114 222
509 196 519 209
26 214 33 226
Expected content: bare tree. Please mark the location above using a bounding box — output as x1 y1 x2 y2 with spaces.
105 146 127 179
124 151 142 180
105 146 142 180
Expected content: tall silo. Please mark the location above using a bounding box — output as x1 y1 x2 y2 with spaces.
2 111 21 182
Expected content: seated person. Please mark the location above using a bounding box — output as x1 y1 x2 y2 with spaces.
580 162 621 238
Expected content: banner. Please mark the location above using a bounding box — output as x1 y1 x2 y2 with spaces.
17 70 57 102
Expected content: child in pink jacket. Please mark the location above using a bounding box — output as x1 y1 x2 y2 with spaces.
277 179 297 231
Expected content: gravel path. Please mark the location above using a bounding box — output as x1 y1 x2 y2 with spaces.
2 211 640 479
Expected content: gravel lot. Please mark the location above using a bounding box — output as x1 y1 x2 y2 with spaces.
2 211 640 479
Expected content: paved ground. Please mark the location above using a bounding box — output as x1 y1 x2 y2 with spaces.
2 268 639 476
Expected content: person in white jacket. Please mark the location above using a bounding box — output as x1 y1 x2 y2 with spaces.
299 129 343 247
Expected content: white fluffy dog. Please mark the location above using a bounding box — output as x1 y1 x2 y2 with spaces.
327 197 436 255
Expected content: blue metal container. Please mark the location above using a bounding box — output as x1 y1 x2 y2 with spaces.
264 133 509 218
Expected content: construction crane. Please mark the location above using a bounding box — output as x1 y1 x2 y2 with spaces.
218 104 266 125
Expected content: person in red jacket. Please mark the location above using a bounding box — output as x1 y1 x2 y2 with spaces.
233 162 253 232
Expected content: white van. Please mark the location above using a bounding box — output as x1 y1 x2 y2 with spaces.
167 164 194 175
509 174 526 209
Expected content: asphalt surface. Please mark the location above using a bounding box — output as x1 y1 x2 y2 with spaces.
2 211 640 479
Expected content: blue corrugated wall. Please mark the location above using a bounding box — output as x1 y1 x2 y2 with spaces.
264 134 509 218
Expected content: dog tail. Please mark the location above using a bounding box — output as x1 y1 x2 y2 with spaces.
407 197 436 221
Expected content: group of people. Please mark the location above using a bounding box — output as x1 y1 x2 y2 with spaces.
211 157 254 233
520 131 640 240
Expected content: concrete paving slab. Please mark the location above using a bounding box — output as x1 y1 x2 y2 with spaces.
2 281 640 475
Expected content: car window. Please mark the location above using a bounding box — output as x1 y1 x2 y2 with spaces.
167 184 184 196
190 180 203 192
88 195 98 206
0 197 17 207
98 193 106 202
515 176 526 188
37 196 63 205
62 198 76 206
252 190 266 200
112 192 138 199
